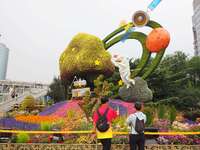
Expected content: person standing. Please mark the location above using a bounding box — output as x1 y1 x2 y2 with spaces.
127 101 146 150
93 97 118 150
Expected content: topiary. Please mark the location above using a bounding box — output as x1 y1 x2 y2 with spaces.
59 33 115 83
16 133 30 143
40 122 53 131
20 95 36 113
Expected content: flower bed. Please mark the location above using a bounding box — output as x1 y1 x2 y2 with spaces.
0 118 39 130
157 135 200 145
39 101 67 116
15 115 61 124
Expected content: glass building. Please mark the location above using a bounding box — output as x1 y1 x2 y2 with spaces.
0 43 9 80
193 0 200 56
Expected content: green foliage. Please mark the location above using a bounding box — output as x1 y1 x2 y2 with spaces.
40 122 53 131
174 87 200 112
148 51 189 100
11 135 17 143
16 133 30 143
147 51 200 119
53 119 65 130
81 91 97 119
47 99 54 106
75 121 93 130
153 88 200 120
145 111 153 126
94 75 113 97
143 106 155 127
20 95 36 112
169 105 177 123
161 51 187 73
106 70 121 98
112 116 128 132
183 110 200 121
47 77 66 103
187 56 200 87
158 105 166 119
153 97 179 105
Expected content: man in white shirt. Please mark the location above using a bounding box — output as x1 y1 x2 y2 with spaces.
126 101 146 150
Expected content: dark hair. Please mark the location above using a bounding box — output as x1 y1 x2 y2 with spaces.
135 101 142 111
101 96 109 104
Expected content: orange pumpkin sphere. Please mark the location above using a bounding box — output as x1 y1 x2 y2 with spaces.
146 28 170 53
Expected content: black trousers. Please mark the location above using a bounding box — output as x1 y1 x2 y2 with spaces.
100 138 111 150
129 134 145 150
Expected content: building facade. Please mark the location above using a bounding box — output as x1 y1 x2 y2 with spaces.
0 43 9 80
193 0 200 56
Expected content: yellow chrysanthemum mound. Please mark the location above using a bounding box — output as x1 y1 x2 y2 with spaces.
59 33 115 82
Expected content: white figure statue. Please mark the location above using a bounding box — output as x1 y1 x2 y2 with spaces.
111 54 135 88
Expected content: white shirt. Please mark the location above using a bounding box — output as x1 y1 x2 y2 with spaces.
126 111 147 134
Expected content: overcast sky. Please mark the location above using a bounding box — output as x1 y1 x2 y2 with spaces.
0 0 194 83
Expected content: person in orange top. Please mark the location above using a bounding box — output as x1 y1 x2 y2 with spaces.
93 97 118 150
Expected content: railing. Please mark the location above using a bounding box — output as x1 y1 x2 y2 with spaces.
0 129 200 135
0 88 48 112
0 130 199 150
0 143 199 150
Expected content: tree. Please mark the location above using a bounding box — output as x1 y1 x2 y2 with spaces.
21 95 36 112
93 75 113 98
79 91 98 121
187 56 200 87
47 77 66 103
160 51 187 74
148 51 189 99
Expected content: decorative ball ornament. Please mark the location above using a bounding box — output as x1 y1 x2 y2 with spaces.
146 28 170 53
132 10 150 27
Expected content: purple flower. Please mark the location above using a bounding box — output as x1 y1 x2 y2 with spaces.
40 101 67 116
0 117 39 130
157 135 197 145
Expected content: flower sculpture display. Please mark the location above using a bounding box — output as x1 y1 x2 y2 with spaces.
59 33 115 83
59 19 170 85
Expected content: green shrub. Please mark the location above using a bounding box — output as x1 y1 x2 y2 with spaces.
158 105 165 119
20 95 36 112
94 75 113 97
143 106 154 127
40 122 52 131
112 116 128 131
145 111 153 127
183 110 200 121
169 105 177 123
75 121 93 130
16 133 30 143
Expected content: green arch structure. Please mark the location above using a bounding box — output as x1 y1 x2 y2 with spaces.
102 20 166 79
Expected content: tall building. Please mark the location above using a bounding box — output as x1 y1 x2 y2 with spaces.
192 0 200 56
0 43 9 80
